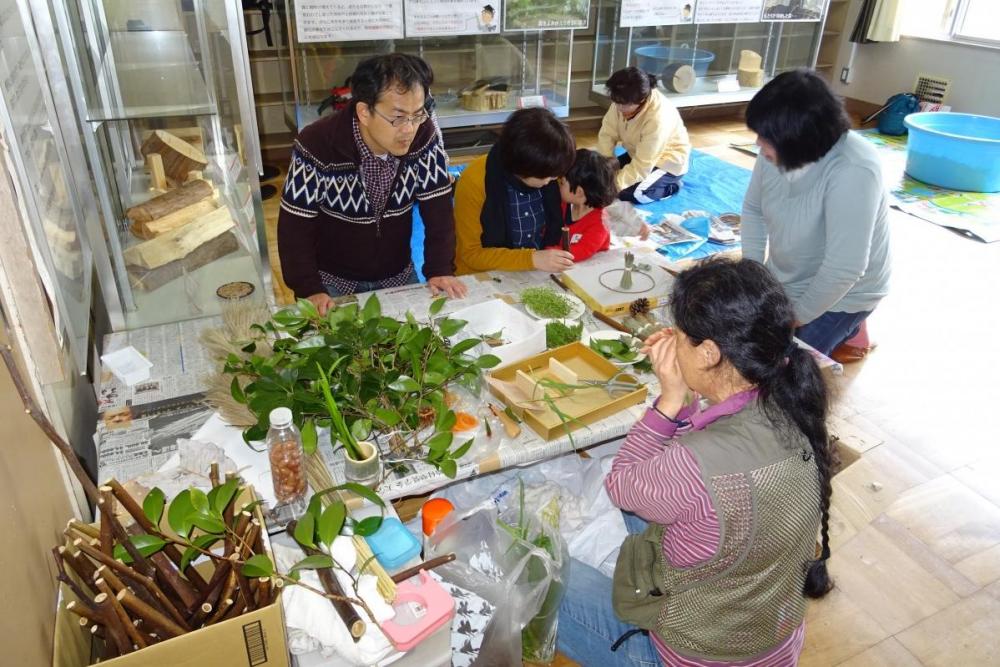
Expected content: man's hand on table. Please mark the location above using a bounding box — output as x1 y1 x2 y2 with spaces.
306 292 335 316
427 275 468 299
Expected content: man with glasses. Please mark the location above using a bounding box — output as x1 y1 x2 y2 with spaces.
278 53 466 312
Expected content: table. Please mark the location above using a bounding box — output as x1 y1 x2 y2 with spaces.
95 258 842 505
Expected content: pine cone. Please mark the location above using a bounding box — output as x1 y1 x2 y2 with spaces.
629 298 651 317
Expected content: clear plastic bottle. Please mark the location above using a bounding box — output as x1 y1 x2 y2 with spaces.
266 407 307 506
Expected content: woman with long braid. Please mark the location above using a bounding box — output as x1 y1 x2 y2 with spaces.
557 258 833 666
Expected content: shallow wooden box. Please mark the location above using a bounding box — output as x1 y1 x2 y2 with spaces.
487 341 648 441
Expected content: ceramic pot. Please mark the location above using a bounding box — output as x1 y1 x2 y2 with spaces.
344 441 381 487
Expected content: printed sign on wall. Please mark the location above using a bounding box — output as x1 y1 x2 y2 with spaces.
694 0 765 24
294 0 404 43
405 1 500 37
761 0 824 22
621 0 695 28
503 0 591 31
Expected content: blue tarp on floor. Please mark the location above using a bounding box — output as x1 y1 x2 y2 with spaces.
410 150 753 278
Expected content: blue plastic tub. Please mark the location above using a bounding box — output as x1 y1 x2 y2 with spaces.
634 46 716 78
903 112 1000 192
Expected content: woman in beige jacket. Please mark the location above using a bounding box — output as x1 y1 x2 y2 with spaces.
597 67 692 204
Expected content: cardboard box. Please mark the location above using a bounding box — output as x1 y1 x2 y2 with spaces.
53 582 288 667
52 490 289 667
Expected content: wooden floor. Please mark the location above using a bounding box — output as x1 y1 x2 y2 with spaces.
263 116 1000 666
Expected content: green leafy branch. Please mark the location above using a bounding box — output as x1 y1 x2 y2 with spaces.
115 479 387 625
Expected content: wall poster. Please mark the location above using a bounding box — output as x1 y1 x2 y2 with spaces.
694 0 765 24
404 0 500 37
503 0 591 31
294 0 404 43
761 0 824 22
621 0 695 28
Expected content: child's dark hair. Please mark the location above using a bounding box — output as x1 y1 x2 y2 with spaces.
482 4 495 16
606 66 658 105
668 257 834 599
350 53 434 110
497 108 576 179
745 68 851 170
565 149 619 208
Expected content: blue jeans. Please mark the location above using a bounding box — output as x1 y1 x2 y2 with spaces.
557 512 660 667
322 265 419 297
795 310 872 357
617 153 682 204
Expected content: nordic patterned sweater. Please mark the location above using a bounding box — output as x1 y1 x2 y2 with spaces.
277 103 456 298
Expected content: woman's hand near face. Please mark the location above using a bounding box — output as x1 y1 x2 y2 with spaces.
641 327 673 352
648 334 688 418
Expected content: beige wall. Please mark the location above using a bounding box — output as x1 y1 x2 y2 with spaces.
831 0 1000 115
0 348 74 666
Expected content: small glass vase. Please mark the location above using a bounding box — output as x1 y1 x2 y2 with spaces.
344 440 381 487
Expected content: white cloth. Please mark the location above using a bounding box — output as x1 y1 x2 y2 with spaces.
273 539 400 665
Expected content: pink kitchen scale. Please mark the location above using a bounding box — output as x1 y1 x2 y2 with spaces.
379 571 455 651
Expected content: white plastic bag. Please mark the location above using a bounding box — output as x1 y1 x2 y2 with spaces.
424 496 568 666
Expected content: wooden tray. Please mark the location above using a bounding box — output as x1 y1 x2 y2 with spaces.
487 341 647 441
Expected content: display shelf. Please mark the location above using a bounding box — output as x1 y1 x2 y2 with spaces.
590 0 827 109
84 31 218 122
50 0 268 330
275 3 575 132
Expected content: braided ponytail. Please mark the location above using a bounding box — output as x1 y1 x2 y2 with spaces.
772 345 833 598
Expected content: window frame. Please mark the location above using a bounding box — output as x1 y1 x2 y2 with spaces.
950 0 1000 48
902 0 1000 49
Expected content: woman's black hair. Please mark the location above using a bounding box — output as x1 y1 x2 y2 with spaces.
350 53 434 110
564 149 619 208
669 257 834 599
745 68 851 170
497 108 576 179
605 66 658 106
482 4 495 15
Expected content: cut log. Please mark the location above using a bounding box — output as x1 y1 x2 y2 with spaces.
738 67 764 88
127 231 239 292
738 50 762 71
130 200 218 240
123 207 234 270
145 153 168 191
140 130 208 183
125 179 213 224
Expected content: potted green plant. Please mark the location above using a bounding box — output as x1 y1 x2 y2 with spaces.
316 362 380 486
219 294 500 480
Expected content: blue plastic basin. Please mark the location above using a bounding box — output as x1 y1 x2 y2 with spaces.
634 46 716 78
903 112 1000 192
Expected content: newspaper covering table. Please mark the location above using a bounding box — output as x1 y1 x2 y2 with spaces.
96 264 840 500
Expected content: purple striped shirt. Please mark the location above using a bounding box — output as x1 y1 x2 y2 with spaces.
605 391 806 666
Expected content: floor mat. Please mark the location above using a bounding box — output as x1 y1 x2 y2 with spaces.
411 151 752 276
858 129 1000 243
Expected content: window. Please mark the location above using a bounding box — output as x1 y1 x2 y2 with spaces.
903 0 1000 46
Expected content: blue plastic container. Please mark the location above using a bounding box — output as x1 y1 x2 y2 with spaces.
634 46 716 78
364 517 421 572
903 112 1000 192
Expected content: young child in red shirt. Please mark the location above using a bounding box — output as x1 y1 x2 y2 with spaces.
550 149 619 262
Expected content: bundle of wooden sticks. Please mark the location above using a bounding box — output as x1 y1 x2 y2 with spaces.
52 472 277 661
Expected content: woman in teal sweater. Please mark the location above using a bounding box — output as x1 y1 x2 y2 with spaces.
741 69 891 356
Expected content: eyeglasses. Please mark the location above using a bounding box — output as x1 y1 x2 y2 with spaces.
371 106 430 128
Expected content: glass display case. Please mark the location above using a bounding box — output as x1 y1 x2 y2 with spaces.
49 0 268 329
274 1 575 131
591 0 828 108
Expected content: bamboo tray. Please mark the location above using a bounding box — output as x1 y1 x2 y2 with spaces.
486 341 647 441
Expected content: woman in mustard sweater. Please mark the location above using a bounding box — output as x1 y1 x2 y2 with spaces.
597 67 691 204
453 108 577 275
